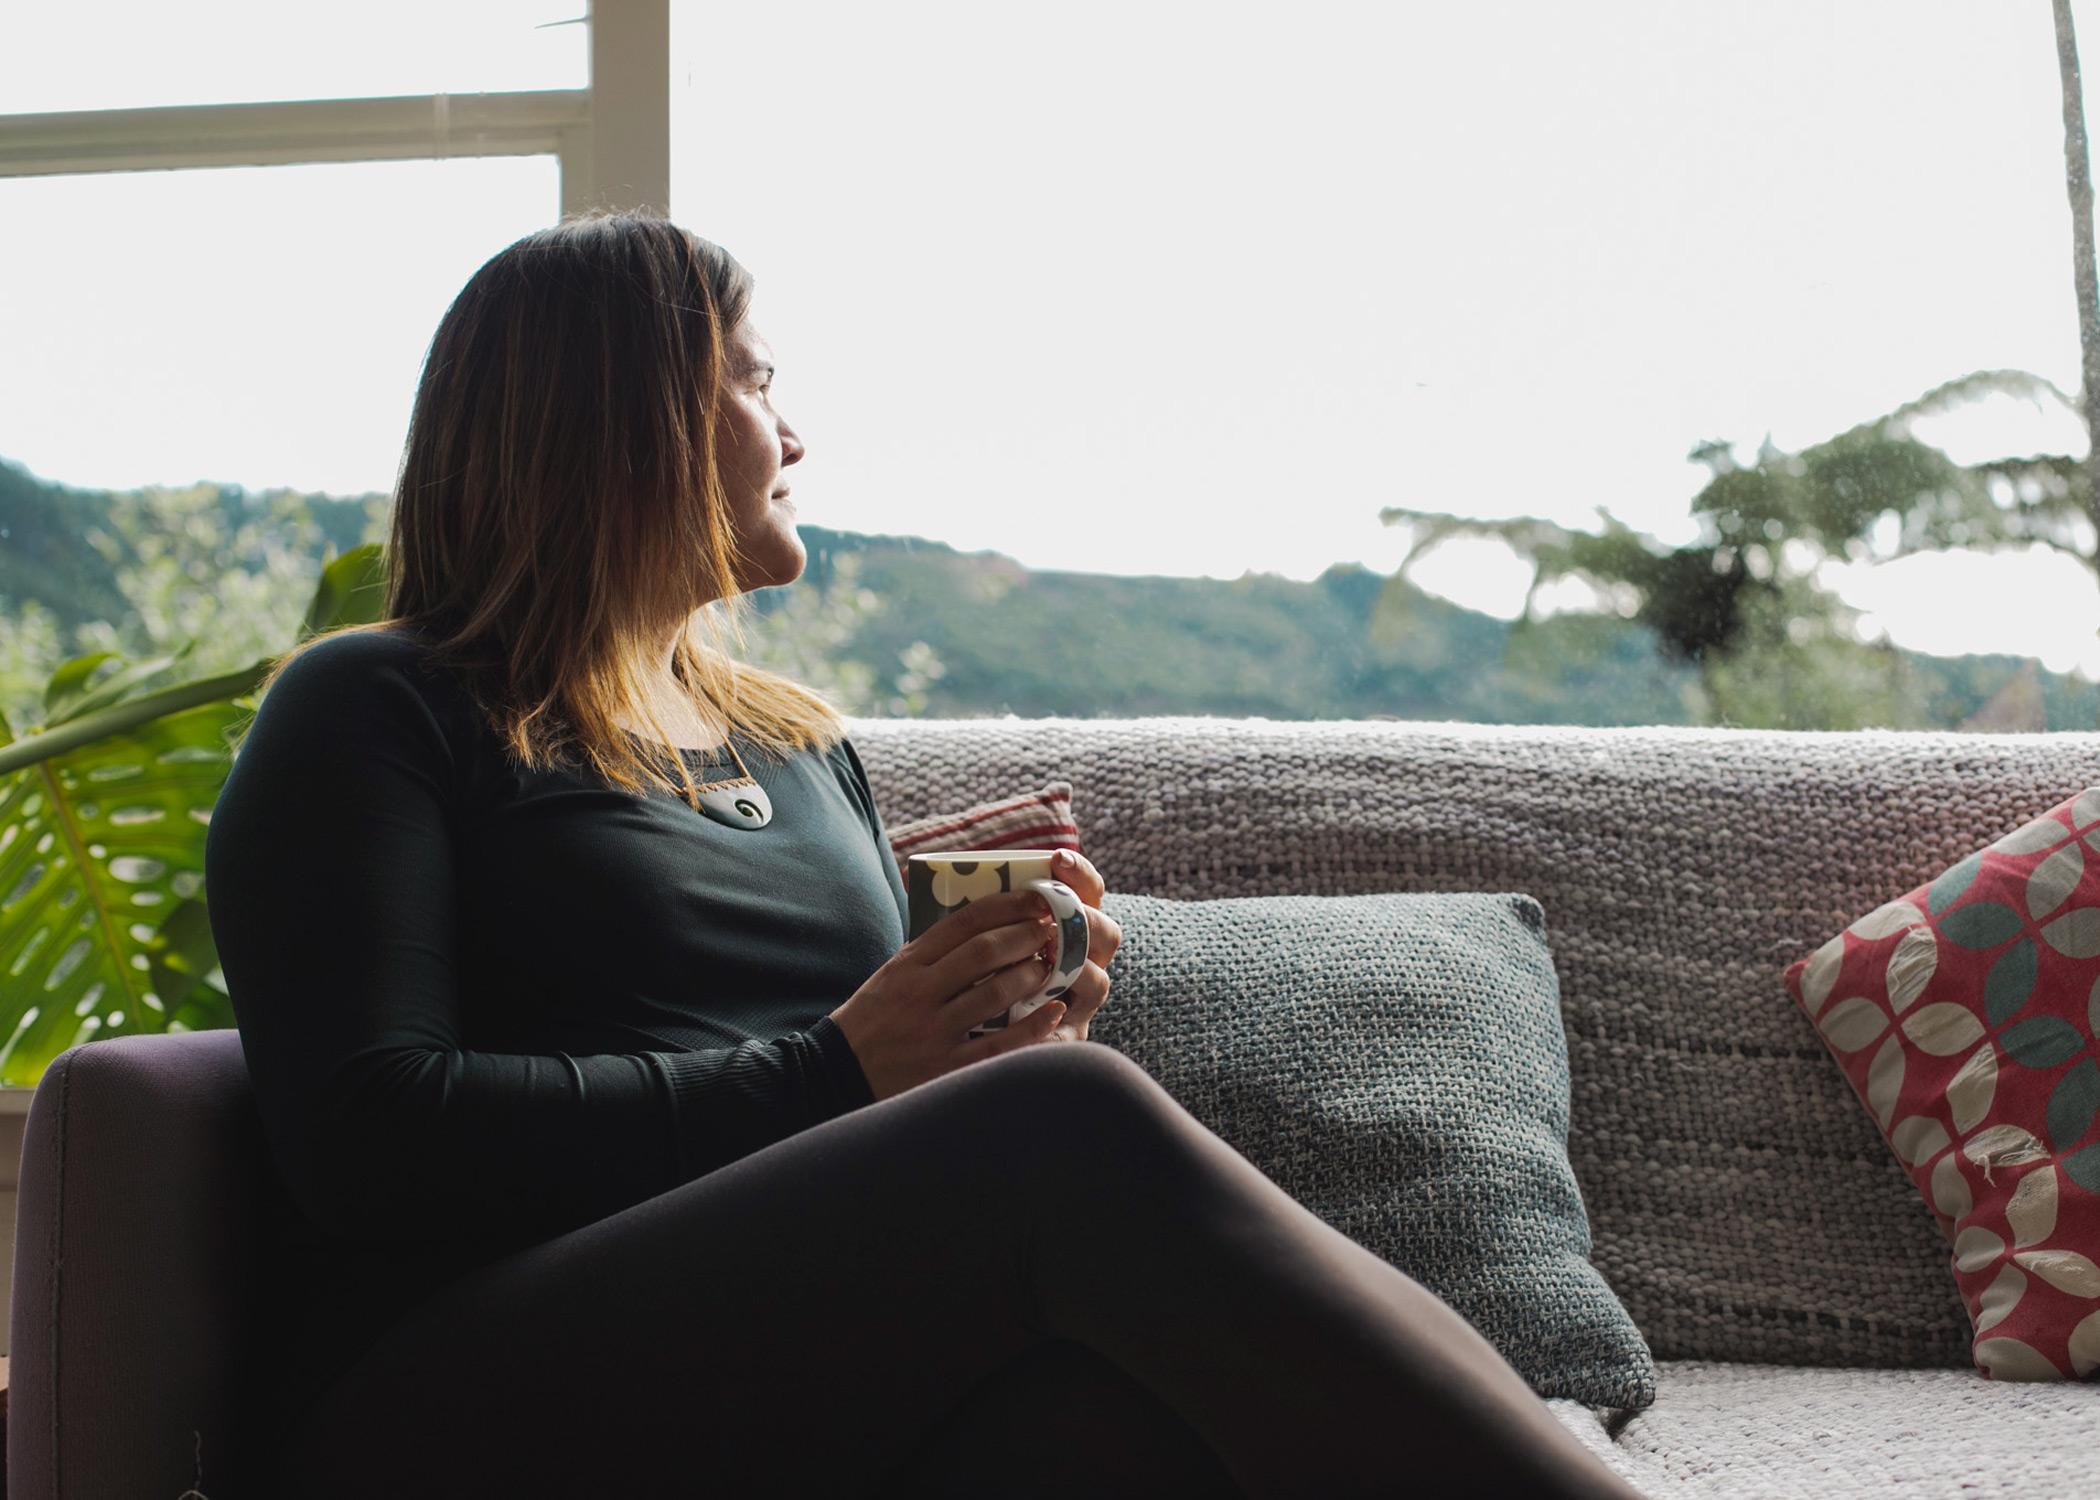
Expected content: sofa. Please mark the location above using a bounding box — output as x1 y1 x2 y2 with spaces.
10 716 2099 1498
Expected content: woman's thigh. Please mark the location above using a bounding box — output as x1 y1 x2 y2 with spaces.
871 1337 1242 1499
271 1043 1158 1499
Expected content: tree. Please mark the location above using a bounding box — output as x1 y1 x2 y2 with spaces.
2053 0 2100 554
1377 370 2093 728
0 481 349 735
728 551 947 717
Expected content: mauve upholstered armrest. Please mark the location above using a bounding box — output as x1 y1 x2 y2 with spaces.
9 1028 281 1499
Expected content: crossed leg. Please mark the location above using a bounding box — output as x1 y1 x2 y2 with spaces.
270 1042 1648 1499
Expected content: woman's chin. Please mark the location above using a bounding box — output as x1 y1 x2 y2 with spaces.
734 550 806 596
760 544 808 591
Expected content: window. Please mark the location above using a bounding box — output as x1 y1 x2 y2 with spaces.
8 2 2100 728
0 0 584 113
0 157 559 495
666 0 2100 728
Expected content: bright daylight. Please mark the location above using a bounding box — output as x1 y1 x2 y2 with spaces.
3 3 2100 1496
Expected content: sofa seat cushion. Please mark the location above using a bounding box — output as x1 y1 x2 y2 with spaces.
1546 1361 2100 1497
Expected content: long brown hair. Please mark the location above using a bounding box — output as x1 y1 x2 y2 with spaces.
240 210 843 805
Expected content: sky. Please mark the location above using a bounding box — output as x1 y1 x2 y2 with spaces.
7 2 2100 672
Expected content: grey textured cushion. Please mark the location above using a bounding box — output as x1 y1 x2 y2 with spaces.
1091 887 1657 1410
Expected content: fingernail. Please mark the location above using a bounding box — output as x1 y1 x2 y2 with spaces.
1054 850 1071 866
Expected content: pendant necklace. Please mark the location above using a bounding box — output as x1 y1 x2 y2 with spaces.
688 738 774 830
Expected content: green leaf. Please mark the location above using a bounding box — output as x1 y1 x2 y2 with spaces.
0 660 271 780
144 894 232 1028
300 543 389 638
169 976 233 1035
1983 938 2039 1025
41 642 193 730
0 697 245 1085
2063 1140 2100 1195
1879 368 2079 430
2001 1016 2086 1070
42 652 122 721
2046 1058 2100 1156
1939 901 2025 949
1927 852 1983 916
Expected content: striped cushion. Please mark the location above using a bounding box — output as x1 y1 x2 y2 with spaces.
884 782 1081 875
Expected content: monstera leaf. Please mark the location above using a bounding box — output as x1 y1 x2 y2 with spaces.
0 690 250 1080
0 543 389 1088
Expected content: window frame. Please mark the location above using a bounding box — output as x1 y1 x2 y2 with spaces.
0 0 668 220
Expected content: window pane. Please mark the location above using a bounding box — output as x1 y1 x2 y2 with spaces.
668 0 2100 726
2 1 584 113
0 156 557 493
0 154 558 737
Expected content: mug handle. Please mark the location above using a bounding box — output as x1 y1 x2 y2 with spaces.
969 876 1089 1035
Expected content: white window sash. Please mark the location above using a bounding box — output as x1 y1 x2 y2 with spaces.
0 0 669 219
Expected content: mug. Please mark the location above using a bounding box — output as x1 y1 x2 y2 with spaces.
906 850 1090 1037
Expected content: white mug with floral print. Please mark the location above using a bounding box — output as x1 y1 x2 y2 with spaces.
906 850 1090 1037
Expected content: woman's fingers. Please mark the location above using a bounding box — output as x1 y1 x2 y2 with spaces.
1056 906 1121 971
1044 960 1110 1043
911 889 1049 964
1087 906 1122 964
968 990 1070 1061
1050 849 1104 903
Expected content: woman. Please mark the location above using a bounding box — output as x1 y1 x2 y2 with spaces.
204 210 1649 1499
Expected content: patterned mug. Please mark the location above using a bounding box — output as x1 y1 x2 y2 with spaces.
906 850 1090 1037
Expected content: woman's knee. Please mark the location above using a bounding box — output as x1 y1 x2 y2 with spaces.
971 1042 1188 1154
988 1037 1162 1095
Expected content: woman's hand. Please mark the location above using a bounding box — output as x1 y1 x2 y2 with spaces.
1041 849 1120 1044
829 889 1075 1101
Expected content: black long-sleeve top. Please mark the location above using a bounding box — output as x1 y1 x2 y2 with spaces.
202 624 905 1431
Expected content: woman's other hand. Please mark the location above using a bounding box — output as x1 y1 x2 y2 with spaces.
1043 849 1119 1044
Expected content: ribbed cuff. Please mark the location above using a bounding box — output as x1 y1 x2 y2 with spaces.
809 1013 876 1111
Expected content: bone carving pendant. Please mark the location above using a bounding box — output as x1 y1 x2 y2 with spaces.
694 773 772 830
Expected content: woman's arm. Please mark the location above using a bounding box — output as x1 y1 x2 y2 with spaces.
833 734 909 924
205 637 865 1250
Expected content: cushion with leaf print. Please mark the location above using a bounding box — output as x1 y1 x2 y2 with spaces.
1784 787 2100 1382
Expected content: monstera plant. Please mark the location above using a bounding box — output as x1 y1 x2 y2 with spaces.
0 544 389 1090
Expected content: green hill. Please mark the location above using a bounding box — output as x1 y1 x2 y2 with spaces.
3 455 2096 731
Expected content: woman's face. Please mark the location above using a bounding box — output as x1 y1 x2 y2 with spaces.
714 317 806 592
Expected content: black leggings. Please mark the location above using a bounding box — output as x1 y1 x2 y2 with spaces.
271 1042 1649 1499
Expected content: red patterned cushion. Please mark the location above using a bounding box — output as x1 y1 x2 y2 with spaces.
1784 788 2100 1381
884 782 1081 877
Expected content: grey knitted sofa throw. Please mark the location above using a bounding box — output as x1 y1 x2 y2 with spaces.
1091 888 1656 1411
